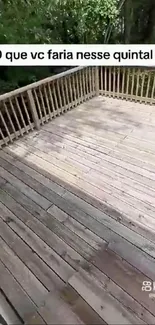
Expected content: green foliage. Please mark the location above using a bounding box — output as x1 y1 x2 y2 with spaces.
0 0 154 94
0 0 118 45
0 0 52 43
0 0 118 93
47 0 118 43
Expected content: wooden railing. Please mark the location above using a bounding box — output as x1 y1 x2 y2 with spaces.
99 66 155 104
0 66 155 147
0 66 96 147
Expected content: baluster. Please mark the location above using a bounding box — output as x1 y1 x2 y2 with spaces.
100 66 103 93
131 68 135 98
53 81 60 116
125 68 130 99
39 86 48 122
56 79 64 114
135 69 140 101
121 68 125 98
60 78 67 112
15 96 28 133
76 72 81 104
43 85 53 120
0 111 13 143
92 67 95 96
21 94 34 130
47 83 56 117
109 67 112 96
82 69 87 100
72 74 78 106
3 102 18 139
27 90 40 130
64 77 70 110
145 73 151 103
85 68 89 99
88 67 92 98
140 72 145 103
104 67 107 95
113 67 116 97
9 98 23 136
117 67 120 98
68 75 74 108
151 74 155 104
33 88 44 124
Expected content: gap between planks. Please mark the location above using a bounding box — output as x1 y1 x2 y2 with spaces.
2 145 155 238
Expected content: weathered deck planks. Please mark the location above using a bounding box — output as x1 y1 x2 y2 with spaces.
0 96 155 324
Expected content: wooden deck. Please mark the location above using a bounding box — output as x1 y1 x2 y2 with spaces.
0 96 155 324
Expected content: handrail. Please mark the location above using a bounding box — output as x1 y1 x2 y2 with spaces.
0 66 85 101
0 65 155 148
0 66 96 147
0 65 155 101
99 66 155 104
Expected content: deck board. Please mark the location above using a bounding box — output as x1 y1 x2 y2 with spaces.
0 96 155 324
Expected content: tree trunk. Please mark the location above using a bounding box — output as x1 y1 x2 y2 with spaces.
124 0 132 43
146 2 155 43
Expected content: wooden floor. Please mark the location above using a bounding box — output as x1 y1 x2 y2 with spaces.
0 96 155 324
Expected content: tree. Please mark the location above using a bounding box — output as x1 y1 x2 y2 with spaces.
47 0 118 44
0 0 52 43
0 0 155 94
0 0 118 93
0 0 54 92
117 0 155 44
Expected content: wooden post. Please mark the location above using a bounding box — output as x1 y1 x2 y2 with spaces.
95 66 99 96
27 89 40 130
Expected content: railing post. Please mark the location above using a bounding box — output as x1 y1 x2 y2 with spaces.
27 89 40 130
95 66 99 96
